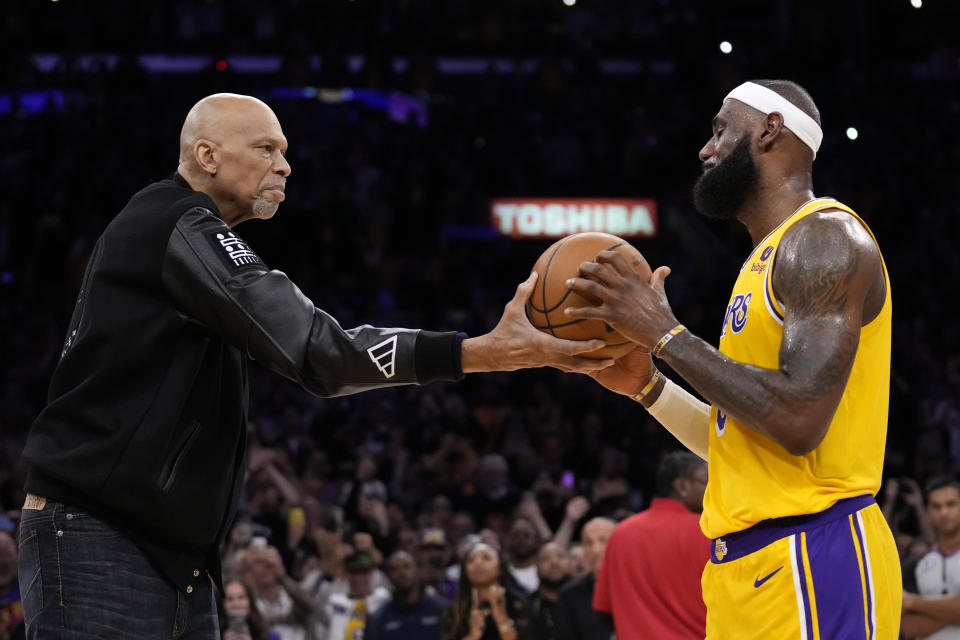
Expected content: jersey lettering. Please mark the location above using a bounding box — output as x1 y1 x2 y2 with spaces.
721 292 752 336
716 409 727 437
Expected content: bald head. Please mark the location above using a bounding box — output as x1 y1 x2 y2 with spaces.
179 93 279 165
581 517 616 575
177 93 291 227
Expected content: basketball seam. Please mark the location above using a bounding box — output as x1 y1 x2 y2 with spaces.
530 238 622 315
528 317 588 330
531 236 642 345
528 287 576 314
540 236 573 337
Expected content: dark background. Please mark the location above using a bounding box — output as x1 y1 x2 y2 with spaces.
2 0 959 528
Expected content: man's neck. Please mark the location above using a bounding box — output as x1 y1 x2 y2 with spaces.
537 585 559 602
511 556 535 569
398 587 422 606
259 582 281 602
938 531 960 556
739 180 815 247
176 167 242 227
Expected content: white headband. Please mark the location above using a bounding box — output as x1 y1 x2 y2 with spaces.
725 82 823 157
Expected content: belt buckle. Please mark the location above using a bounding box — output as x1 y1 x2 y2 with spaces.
23 494 47 510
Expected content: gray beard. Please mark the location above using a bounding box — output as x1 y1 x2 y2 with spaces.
252 195 276 219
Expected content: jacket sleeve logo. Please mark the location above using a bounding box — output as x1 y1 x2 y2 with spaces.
367 335 398 379
207 231 264 272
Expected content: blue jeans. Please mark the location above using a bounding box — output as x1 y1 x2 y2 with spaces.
17 501 220 639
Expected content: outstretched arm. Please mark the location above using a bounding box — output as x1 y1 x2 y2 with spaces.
568 211 884 455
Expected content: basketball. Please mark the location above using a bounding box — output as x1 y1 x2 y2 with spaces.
525 232 652 359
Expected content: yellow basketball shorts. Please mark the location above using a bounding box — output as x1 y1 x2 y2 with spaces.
702 495 901 639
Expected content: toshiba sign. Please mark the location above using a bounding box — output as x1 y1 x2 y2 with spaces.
491 198 658 238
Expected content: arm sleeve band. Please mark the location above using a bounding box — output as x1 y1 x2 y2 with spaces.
645 377 711 460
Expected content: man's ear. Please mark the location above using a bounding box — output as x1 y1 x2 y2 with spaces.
672 477 687 499
757 112 785 152
195 139 219 175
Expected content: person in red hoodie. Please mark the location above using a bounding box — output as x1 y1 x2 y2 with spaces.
594 451 709 639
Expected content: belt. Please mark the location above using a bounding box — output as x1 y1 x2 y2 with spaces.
23 493 47 510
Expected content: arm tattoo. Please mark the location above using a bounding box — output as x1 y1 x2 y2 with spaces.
776 213 865 399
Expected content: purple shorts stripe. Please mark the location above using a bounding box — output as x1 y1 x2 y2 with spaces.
804 513 871 638
710 495 875 564
794 535 816 639
852 514 875 639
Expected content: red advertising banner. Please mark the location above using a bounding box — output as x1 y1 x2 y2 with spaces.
490 198 658 238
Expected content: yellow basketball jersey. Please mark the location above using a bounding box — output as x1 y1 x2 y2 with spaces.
700 198 892 539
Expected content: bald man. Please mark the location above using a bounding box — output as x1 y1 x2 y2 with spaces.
554 518 615 640
17 93 608 638
569 80 901 637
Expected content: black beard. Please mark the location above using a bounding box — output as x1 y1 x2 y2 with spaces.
692 138 757 220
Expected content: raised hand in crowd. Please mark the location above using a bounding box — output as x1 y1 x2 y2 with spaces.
552 495 591 550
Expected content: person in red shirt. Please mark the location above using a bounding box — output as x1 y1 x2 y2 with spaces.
594 451 709 639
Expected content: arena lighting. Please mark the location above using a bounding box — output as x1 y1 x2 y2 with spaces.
910 0 922 7
719 41 733 54
562 0 576 6
491 198 659 238
846 127 859 140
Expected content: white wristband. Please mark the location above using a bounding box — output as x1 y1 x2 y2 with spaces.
645 377 711 460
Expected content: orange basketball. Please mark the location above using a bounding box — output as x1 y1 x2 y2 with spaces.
525 232 652 359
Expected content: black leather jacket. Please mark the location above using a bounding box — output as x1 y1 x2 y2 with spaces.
23 173 463 592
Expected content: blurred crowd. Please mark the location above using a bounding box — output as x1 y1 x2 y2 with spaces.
2 1 960 638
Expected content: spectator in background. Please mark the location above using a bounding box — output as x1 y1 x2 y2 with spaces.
417 527 458 600
244 542 314 640
440 542 534 640
529 541 571 640
0 530 24 640
302 530 392 638
883 476 936 559
460 454 520 531
300 514 351 611
218 575 281 640
224 520 259 578
594 451 709 639
343 451 391 550
247 447 304 551
367 550 448 640
549 496 592 550
901 477 960 639
320 550 390 640
448 511 477 554
447 529 503 589
566 544 589 581
505 515 542 595
554 518 615 640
